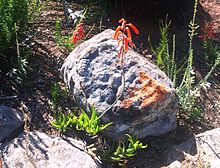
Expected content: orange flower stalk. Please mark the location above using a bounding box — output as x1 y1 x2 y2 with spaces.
113 18 139 59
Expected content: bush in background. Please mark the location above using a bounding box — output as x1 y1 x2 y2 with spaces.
0 0 42 78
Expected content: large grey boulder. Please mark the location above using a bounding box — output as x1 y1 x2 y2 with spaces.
0 106 23 143
61 29 178 140
164 128 220 168
1 131 100 168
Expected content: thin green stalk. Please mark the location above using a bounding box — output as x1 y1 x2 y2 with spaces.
179 0 199 89
193 53 220 94
94 51 125 122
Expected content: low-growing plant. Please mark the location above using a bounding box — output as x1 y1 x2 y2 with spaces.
111 134 147 166
149 0 220 120
54 20 75 51
75 106 113 135
50 82 68 111
51 111 75 133
51 106 112 136
149 16 177 84
198 21 219 66
0 0 45 77
50 83 61 111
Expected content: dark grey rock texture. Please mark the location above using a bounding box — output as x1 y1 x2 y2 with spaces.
61 29 179 140
0 106 23 143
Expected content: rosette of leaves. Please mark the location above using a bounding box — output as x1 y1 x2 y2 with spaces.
111 134 148 166
51 106 112 135
51 111 76 133
75 106 113 135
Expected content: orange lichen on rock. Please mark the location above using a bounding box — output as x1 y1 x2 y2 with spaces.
121 72 171 109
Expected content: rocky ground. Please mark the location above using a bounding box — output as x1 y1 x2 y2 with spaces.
0 0 220 167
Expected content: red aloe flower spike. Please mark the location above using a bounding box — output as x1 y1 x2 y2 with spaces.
125 27 132 39
119 18 125 24
128 23 139 34
124 37 129 52
114 26 121 39
115 31 122 40
121 20 127 30
127 38 133 48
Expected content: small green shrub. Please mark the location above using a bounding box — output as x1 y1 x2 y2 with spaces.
54 20 76 51
111 134 147 166
51 106 112 136
149 16 177 84
50 82 68 111
0 0 28 51
74 106 113 135
150 0 220 120
0 0 44 77
51 111 75 132
198 21 219 65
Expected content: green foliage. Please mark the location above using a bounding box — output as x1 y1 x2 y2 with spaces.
55 6 87 50
149 16 177 84
0 0 44 77
111 134 147 166
0 0 28 51
149 0 219 120
177 0 220 120
50 83 68 110
75 106 113 135
54 20 75 51
176 0 201 117
51 106 112 135
9 23 29 82
50 83 60 110
202 40 220 66
51 111 75 132
28 0 44 21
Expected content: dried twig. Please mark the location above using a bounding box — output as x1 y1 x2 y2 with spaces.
20 102 37 168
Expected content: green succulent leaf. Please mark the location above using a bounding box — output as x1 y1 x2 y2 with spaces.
90 106 97 121
99 122 113 131
125 153 135 157
111 156 121 161
125 148 136 154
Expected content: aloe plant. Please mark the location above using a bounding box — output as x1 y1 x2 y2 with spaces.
51 106 112 135
111 134 148 166
51 111 76 132
76 106 113 135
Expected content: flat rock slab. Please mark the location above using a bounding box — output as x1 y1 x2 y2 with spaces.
0 106 23 143
61 29 178 140
163 128 220 168
1 131 100 168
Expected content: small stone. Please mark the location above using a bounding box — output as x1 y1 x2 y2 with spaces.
0 106 23 143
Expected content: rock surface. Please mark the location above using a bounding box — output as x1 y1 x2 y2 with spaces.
1 131 100 168
0 106 23 143
61 29 178 140
164 128 220 168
